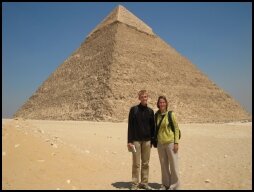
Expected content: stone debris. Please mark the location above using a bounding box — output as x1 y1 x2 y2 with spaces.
37 159 45 162
14 144 20 148
2 152 6 156
37 129 45 134
15 125 20 128
66 179 71 184
224 154 228 158
51 143 58 148
205 179 211 183
112 152 117 154
85 150 90 154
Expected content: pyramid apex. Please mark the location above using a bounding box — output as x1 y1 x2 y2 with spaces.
87 5 154 37
116 4 125 8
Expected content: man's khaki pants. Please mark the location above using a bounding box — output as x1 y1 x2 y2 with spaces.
132 140 151 185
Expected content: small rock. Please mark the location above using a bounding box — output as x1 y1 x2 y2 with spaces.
56 188 60 190
37 159 45 162
85 150 90 154
2 152 6 156
66 179 71 184
205 179 211 183
112 152 117 154
38 129 45 134
51 152 56 156
51 143 58 148
45 139 50 142
105 150 109 153
224 155 228 158
15 125 20 128
14 144 20 148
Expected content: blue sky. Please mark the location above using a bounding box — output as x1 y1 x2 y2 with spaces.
2 2 252 118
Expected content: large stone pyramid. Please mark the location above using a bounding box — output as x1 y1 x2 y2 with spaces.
14 5 251 123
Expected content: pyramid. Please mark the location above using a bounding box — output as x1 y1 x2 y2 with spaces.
14 5 251 123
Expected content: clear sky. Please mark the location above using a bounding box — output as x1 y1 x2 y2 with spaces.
2 2 252 118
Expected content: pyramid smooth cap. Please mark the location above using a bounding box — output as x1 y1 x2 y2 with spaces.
87 5 154 37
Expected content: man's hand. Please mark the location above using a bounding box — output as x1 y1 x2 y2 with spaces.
173 143 178 153
127 143 135 152
127 143 134 149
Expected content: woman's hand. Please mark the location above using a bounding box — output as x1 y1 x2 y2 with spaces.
173 143 178 153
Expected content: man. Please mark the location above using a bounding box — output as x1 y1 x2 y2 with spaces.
127 90 155 190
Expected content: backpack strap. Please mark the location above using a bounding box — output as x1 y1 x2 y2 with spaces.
168 111 181 140
167 111 174 132
155 111 165 138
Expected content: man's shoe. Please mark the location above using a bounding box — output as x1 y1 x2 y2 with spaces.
130 183 139 190
139 184 152 190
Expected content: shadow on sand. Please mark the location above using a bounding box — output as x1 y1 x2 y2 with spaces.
111 182 161 190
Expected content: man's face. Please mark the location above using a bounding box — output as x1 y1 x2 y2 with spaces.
139 93 148 105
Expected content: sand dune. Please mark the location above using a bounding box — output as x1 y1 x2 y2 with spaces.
2 118 252 190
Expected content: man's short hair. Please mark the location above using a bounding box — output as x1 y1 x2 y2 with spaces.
138 90 148 97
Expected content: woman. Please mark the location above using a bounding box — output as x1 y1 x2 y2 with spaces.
154 96 180 190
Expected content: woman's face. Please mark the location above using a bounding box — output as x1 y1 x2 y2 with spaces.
158 98 167 111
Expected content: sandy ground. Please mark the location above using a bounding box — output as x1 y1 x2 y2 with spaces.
2 118 252 190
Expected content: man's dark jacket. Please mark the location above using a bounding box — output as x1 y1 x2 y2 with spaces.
128 103 155 144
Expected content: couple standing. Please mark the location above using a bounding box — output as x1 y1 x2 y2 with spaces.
127 90 180 190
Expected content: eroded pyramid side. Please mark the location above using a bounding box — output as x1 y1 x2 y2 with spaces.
106 22 251 123
14 22 119 121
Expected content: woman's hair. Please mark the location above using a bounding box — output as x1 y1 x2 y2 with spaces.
157 95 168 110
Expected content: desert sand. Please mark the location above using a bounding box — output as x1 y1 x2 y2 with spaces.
2 118 252 190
